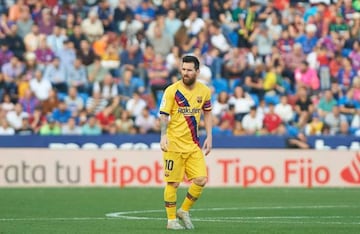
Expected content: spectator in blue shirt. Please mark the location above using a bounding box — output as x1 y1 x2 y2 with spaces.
52 100 72 124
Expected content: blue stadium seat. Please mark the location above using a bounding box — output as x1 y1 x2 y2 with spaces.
249 94 260 106
79 93 89 103
264 94 280 105
57 92 67 101
212 78 229 94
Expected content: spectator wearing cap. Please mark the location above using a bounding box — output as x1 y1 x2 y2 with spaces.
39 115 61 135
81 10 104 43
295 23 318 54
29 69 53 101
43 56 68 93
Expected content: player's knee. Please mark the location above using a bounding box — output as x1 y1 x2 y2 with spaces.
193 176 207 186
167 182 180 188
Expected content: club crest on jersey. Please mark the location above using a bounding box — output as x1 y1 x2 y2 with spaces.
197 96 202 103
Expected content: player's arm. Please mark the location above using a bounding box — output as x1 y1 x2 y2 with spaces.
160 113 169 152
202 110 212 156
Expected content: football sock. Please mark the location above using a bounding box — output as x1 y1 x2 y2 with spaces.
164 184 177 220
181 183 204 212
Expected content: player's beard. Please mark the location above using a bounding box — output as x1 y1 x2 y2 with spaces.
182 75 196 87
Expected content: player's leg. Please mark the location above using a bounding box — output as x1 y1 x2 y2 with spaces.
163 152 185 229
177 150 207 229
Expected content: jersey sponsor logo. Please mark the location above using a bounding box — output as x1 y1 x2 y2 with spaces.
178 107 201 115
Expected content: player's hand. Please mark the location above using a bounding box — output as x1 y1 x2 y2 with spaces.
202 137 212 156
160 135 169 152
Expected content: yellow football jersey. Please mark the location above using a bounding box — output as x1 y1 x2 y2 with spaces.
159 81 212 152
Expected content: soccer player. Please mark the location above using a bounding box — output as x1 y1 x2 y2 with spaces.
159 55 212 230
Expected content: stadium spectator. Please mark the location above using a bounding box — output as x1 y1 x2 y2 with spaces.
37 8 56 35
64 86 84 116
34 37 56 69
43 56 67 93
15 115 34 135
294 86 315 129
95 105 115 133
5 24 26 59
52 100 71 124
113 0 134 33
68 25 88 51
66 57 88 93
29 69 52 101
115 110 136 134
0 41 14 67
274 95 294 124
286 132 310 149
229 85 255 121
46 25 67 55
0 118 15 135
86 91 108 115
41 88 60 115
39 115 61 135
263 102 283 134
125 90 147 120
317 89 337 118
1 93 15 112
6 103 29 130
134 0 155 30
81 10 104 43
241 106 263 135
2 55 24 82
61 116 82 135
82 114 102 135
24 25 43 52
134 106 156 134
18 89 39 116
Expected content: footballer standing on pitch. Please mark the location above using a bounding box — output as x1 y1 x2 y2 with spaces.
159 55 212 230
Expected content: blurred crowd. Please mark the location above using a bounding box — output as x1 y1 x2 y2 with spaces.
0 0 359 137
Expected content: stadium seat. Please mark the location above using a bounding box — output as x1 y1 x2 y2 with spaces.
212 78 229 94
336 145 348 150
264 94 280 105
119 143 134 150
49 143 67 149
150 142 161 150
82 143 99 149
349 141 360 151
100 143 117 150
79 93 89 103
65 143 80 149
133 143 149 150
249 94 260 106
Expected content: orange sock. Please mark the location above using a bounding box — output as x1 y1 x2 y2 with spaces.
181 183 204 212
164 184 177 220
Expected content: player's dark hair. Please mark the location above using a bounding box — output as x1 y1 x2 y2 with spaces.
182 55 200 70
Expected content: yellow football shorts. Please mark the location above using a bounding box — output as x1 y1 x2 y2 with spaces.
163 150 207 182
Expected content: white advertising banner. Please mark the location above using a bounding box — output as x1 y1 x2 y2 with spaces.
0 149 359 187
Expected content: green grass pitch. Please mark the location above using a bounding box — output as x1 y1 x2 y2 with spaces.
0 187 359 234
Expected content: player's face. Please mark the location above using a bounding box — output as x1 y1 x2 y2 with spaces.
181 62 198 87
